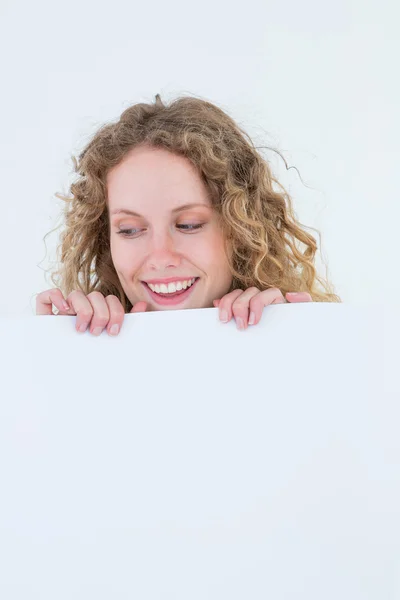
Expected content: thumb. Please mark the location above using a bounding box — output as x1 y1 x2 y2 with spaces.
130 301 148 313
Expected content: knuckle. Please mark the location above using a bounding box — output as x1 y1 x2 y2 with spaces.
222 289 242 304
227 288 243 297
93 316 110 327
87 291 105 300
78 310 93 321
218 299 230 310
106 296 125 320
106 295 124 310
249 296 261 309
48 288 62 300
218 296 231 307
66 290 80 300
232 299 248 311
229 292 245 307
269 287 281 295
112 311 125 322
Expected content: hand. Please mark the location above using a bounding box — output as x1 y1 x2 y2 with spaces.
212 287 312 330
36 288 147 336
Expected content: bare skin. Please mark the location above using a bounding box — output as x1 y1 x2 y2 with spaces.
36 146 312 334
36 287 312 336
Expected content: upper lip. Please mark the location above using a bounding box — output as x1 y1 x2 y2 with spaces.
142 276 198 285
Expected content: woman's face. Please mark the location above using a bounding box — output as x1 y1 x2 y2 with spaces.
107 145 233 311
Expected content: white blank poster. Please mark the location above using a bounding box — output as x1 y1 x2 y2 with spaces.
0 303 398 600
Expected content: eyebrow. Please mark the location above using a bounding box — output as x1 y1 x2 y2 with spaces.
110 203 209 217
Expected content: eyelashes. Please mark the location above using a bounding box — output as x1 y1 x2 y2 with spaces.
177 224 205 231
116 228 141 237
116 223 205 238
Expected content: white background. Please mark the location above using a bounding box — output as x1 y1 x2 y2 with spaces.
1 304 398 599
0 0 398 315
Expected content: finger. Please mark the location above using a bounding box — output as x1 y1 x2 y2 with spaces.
105 295 125 336
231 287 260 329
213 299 221 308
130 301 148 313
84 291 111 336
217 289 243 323
248 288 286 326
269 287 287 304
66 290 95 333
285 292 313 303
36 288 72 316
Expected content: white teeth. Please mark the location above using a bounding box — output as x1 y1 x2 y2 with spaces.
148 278 196 294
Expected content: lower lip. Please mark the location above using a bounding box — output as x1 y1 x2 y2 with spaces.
142 279 199 306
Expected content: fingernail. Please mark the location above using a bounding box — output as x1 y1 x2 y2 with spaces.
220 310 228 323
248 311 255 325
62 301 70 311
92 327 103 336
109 324 120 336
236 317 244 330
78 323 87 333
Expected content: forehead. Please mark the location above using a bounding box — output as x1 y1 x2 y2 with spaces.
106 146 211 213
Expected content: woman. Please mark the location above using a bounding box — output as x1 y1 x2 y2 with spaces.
36 94 341 335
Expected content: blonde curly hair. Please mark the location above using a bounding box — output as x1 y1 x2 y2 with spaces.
46 93 341 311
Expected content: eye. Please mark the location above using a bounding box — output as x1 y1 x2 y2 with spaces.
116 228 143 238
176 223 205 231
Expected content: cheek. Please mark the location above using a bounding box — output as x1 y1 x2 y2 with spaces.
187 236 216 268
193 232 230 273
209 231 230 265
110 242 140 278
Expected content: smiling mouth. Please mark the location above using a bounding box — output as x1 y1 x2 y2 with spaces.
144 278 198 296
141 278 200 304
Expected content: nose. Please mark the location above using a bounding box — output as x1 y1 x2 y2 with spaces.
146 230 182 271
